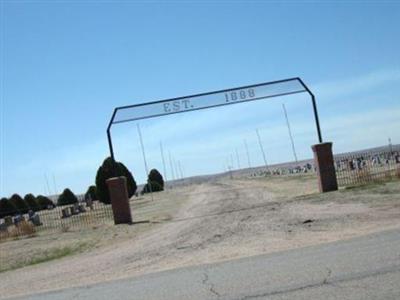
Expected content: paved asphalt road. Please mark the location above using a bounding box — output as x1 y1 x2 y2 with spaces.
11 229 400 300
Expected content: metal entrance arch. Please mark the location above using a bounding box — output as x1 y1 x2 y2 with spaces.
107 77 323 161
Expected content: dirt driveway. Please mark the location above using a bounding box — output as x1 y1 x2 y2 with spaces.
1 175 399 299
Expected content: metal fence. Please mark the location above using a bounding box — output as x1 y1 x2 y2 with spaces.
0 199 114 241
335 149 400 187
244 146 400 188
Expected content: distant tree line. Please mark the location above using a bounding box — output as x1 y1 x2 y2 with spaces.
0 194 54 218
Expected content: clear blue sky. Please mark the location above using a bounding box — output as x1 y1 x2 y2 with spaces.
1 1 399 197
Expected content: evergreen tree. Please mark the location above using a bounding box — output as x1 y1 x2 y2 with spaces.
95 157 137 204
9 194 29 214
142 169 164 194
0 197 18 218
36 195 55 210
148 169 164 191
85 185 97 201
57 188 78 206
24 194 40 212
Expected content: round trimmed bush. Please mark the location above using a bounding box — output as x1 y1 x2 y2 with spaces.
95 157 137 205
36 195 55 210
141 181 163 194
24 194 40 212
9 194 29 214
0 197 18 218
85 185 97 201
141 169 164 194
148 169 164 190
57 188 78 206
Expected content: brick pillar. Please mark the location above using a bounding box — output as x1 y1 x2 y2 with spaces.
106 176 132 224
312 142 338 193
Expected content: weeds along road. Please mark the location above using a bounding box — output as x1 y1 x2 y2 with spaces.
11 228 400 300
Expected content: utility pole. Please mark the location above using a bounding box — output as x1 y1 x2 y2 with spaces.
230 153 235 170
52 174 58 195
169 151 175 181
44 173 51 196
227 157 233 179
256 128 269 171
137 123 153 200
244 139 251 168
173 158 180 180
178 160 184 179
388 137 393 152
159 141 168 182
235 148 241 170
282 103 298 163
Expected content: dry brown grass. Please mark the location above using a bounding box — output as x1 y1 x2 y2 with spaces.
0 221 36 241
355 168 373 184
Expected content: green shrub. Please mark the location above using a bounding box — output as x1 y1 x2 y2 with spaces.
95 157 137 204
148 169 164 190
24 194 40 212
9 194 29 214
57 188 78 206
0 197 18 218
141 181 163 194
85 185 97 201
36 195 55 210
141 169 164 194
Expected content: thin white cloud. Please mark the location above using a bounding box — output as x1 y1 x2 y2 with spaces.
313 69 400 100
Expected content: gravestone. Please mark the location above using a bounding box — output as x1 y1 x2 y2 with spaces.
78 204 86 213
86 198 93 210
61 208 70 218
4 216 13 226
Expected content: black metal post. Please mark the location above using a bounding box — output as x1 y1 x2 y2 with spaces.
107 109 117 162
297 78 323 143
107 128 115 162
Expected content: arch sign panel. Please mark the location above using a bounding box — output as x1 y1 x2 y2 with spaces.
107 77 323 161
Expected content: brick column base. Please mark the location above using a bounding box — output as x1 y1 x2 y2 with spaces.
106 176 132 224
312 142 338 193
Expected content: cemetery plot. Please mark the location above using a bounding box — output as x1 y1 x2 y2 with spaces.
334 146 400 187
0 200 113 241
1 173 399 299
